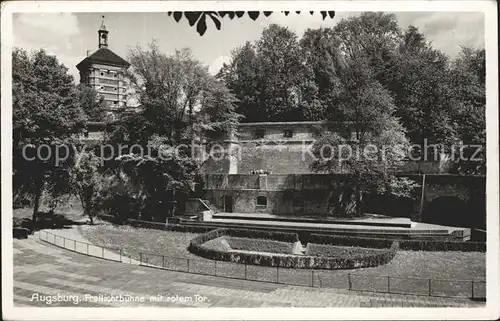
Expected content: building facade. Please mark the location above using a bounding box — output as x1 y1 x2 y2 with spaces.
76 16 131 116
201 121 445 175
201 173 486 228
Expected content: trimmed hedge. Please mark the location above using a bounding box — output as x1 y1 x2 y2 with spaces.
307 233 486 252
305 243 385 257
166 224 215 234
308 234 394 249
223 228 299 243
13 227 29 239
96 214 216 234
188 228 398 269
225 237 294 254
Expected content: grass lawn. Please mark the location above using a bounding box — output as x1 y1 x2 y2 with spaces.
13 196 84 219
80 223 486 299
13 197 85 230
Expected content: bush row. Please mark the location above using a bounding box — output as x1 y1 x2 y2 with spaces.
223 228 299 243
308 233 486 252
96 214 216 234
188 229 398 269
305 243 385 257
225 237 294 254
13 227 29 239
308 234 394 249
13 217 32 231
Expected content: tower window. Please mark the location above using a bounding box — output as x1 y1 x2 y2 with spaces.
256 196 267 208
284 129 293 138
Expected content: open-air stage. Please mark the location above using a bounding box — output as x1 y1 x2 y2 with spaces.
179 212 471 242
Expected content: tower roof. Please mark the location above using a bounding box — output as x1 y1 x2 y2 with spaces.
76 47 130 70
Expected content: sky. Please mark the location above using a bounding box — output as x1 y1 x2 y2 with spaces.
12 11 485 82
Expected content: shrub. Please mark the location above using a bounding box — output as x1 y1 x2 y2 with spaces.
305 243 385 257
167 224 215 234
308 234 394 249
307 233 485 252
224 228 299 243
13 227 29 239
225 237 294 254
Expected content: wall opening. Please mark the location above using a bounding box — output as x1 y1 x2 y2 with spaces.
256 196 267 208
422 196 469 228
223 195 233 213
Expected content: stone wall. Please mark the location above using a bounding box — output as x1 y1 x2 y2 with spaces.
237 144 317 174
202 174 486 228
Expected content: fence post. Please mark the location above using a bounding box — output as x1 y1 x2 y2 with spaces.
428 279 432 296
276 266 279 284
348 273 352 290
471 281 474 299
387 276 391 293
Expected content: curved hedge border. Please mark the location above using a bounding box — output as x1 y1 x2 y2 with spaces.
188 228 398 269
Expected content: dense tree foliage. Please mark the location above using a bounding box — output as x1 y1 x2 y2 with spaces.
219 25 321 122
77 83 107 122
220 13 485 175
310 49 414 215
99 43 240 221
13 48 86 220
70 150 102 224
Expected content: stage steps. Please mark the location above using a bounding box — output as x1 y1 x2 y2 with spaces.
178 219 465 241
212 213 412 228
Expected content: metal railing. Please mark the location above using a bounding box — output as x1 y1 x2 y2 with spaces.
39 230 134 264
38 230 486 300
137 252 485 300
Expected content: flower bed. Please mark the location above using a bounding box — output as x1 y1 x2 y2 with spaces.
188 228 398 269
